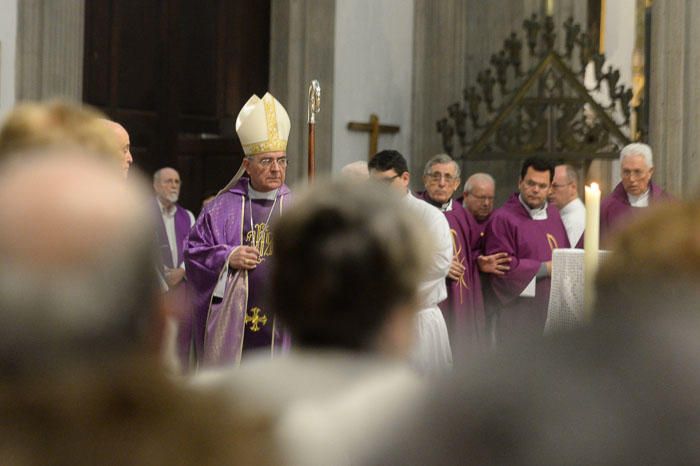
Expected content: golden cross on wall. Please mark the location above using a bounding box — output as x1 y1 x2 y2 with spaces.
347 113 400 160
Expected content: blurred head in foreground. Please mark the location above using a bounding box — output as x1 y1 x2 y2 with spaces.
596 200 700 315
0 148 157 371
0 149 273 465
0 101 123 170
272 179 429 358
373 200 700 465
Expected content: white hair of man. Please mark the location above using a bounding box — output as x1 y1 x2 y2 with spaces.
424 153 461 178
153 166 177 183
0 149 158 370
620 143 653 167
463 172 495 193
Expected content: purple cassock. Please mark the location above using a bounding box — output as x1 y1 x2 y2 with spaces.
185 177 291 368
154 200 195 367
416 193 486 352
484 193 569 343
600 181 672 243
155 201 193 269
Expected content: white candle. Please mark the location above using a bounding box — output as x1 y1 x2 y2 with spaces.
546 0 554 16
583 182 601 321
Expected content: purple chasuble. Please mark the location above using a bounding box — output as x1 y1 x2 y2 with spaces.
184 178 291 368
416 193 486 352
600 181 673 244
484 193 569 343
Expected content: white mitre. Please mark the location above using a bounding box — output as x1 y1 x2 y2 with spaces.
235 92 291 156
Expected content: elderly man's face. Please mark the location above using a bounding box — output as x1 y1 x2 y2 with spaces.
621 154 654 196
423 162 460 205
548 165 577 209
108 122 133 178
518 167 551 210
154 168 181 205
243 151 287 192
463 179 495 221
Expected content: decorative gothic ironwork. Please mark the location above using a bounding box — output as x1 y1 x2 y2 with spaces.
438 14 641 165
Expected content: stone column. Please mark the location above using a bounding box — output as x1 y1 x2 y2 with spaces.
269 0 335 186
648 0 700 198
16 0 84 102
412 0 586 199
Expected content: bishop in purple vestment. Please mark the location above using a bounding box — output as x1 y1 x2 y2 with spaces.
484 159 569 344
600 143 673 245
185 92 292 368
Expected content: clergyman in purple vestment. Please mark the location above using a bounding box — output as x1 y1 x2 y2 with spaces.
418 156 510 356
484 159 569 344
153 167 196 368
600 143 673 245
185 92 292 368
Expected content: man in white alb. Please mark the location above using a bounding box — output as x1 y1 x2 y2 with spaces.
548 164 585 247
369 150 453 374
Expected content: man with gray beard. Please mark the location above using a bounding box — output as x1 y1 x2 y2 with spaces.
153 167 195 289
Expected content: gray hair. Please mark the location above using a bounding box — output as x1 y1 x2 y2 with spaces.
559 164 580 187
153 166 178 183
0 150 159 370
423 153 461 178
620 143 653 168
463 172 496 193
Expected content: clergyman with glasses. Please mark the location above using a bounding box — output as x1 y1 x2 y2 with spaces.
548 164 586 247
483 157 569 345
416 154 510 356
186 93 292 369
600 143 673 244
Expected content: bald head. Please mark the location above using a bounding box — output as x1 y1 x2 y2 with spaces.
340 160 369 181
101 119 133 178
0 149 157 368
463 173 495 221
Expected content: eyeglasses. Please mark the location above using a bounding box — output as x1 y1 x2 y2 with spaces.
378 174 400 184
249 156 288 168
621 169 648 179
551 182 572 189
468 194 494 202
426 172 456 183
523 179 550 190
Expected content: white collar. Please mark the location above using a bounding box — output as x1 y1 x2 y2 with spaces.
560 197 583 216
439 199 453 212
248 183 279 200
518 194 548 220
627 189 650 207
157 197 176 217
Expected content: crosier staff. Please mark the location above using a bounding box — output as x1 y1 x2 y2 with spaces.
307 80 321 182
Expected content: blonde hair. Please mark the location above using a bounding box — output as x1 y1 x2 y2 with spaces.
0 100 122 165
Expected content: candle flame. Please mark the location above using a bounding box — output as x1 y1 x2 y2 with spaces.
590 182 600 192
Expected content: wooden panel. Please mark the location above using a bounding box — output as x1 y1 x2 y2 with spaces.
83 0 270 203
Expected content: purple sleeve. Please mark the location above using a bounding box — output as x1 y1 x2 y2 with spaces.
184 208 236 303
483 213 540 305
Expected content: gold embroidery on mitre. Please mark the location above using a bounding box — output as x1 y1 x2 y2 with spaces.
242 96 287 155
546 233 559 251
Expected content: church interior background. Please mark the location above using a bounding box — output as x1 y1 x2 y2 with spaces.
0 0 696 211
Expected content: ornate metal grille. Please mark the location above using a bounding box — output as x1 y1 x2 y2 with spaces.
437 14 637 168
